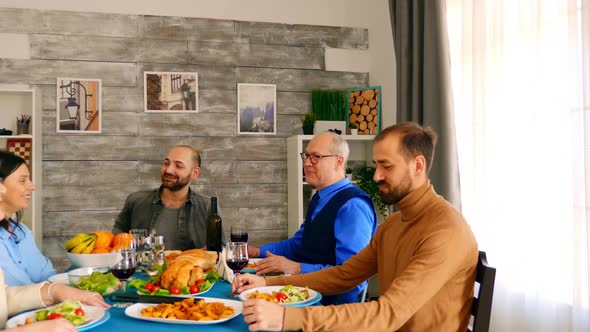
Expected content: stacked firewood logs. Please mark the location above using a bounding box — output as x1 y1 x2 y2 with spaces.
348 88 379 135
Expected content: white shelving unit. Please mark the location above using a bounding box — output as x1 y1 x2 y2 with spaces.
0 87 42 247
287 134 375 236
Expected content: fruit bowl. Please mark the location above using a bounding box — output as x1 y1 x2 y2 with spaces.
67 252 122 268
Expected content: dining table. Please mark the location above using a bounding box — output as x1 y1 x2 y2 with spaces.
92 281 250 332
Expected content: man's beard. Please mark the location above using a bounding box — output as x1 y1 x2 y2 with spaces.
378 171 413 205
161 173 192 192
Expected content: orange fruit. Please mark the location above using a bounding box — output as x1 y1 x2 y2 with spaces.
91 247 110 254
93 231 115 249
112 232 133 250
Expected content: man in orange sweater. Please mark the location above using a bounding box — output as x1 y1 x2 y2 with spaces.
234 122 478 331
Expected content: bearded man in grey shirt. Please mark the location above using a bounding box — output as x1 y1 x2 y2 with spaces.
113 145 225 250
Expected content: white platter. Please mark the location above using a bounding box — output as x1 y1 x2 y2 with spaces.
238 285 322 307
6 304 106 330
48 272 69 284
124 298 242 325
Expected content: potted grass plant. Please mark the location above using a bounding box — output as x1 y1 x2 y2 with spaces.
301 112 316 135
311 90 347 134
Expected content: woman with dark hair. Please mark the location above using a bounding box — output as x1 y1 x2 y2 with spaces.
0 151 56 286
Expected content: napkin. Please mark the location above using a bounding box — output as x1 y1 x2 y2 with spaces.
215 249 235 282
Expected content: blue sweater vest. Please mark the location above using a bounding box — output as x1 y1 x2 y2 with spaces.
296 186 375 305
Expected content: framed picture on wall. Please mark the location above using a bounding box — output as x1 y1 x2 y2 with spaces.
144 72 198 113
346 86 381 135
56 78 102 133
237 83 277 135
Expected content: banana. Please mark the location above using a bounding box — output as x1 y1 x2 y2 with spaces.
65 233 90 251
81 237 96 254
70 235 96 254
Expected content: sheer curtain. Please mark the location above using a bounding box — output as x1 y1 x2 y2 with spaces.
446 0 590 331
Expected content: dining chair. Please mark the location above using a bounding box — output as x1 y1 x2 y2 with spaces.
468 251 496 332
359 285 368 302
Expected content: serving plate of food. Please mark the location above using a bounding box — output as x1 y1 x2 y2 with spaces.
6 301 109 331
129 249 220 297
239 285 322 307
125 298 242 325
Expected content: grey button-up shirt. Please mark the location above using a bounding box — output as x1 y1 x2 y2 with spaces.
113 186 225 250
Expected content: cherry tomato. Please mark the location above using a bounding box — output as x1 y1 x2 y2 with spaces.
47 313 63 320
189 284 199 294
144 283 154 292
74 308 85 316
170 286 181 295
195 279 205 285
275 292 288 302
151 285 161 292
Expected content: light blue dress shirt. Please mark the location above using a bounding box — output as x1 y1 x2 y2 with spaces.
0 221 56 286
259 178 377 275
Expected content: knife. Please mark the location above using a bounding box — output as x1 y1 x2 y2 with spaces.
109 293 203 304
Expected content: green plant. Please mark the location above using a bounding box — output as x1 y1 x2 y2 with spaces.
354 166 389 218
311 90 347 121
301 112 316 126
349 123 358 129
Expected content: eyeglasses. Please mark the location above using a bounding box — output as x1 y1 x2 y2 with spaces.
300 152 339 165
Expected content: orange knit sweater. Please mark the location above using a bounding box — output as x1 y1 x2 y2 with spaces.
266 181 478 331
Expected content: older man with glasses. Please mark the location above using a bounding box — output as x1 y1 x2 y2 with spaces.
247 132 377 305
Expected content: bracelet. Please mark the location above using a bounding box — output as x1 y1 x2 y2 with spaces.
47 283 56 304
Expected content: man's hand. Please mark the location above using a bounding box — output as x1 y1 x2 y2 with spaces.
232 273 267 294
255 251 301 275
242 299 285 331
247 244 261 258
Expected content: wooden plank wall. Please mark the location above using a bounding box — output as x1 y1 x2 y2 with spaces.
0 8 369 271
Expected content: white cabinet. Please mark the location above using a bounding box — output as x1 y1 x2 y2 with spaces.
287 134 374 236
0 88 42 247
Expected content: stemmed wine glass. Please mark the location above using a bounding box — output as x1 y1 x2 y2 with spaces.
230 222 248 243
111 248 137 308
226 242 248 297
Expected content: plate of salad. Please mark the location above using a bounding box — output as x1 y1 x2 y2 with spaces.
128 270 220 297
69 270 120 296
5 300 108 330
239 285 322 307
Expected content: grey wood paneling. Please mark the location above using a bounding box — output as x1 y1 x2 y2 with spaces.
248 230 287 246
277 114 304 137
235 22 368 49
139 113 236 137
0 8 139 38
188 42 237 66
232 138 287 161
236 44 324 70
236 67 368 92
199 89 236 114
277 92 311 115
42 111 139 136
213 184 286 208
221 207 288 231
43 211 120 237
43 161 139 186
44 184 145 211
0 59 136 86
139 15 235 42
139 63 236 90
38 85 144 112
43 136 187 160
31 34 188 64
237 161 287 184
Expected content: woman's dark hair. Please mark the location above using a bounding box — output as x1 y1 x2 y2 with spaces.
0 150 27 236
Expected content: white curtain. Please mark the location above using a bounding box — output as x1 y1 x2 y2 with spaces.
446 0 590 331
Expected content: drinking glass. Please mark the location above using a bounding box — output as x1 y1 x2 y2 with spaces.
226 242 248 297
111 249 137 309
230 222 248 243
130 229 148 272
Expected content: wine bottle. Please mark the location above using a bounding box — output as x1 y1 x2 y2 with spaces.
206 196 223 253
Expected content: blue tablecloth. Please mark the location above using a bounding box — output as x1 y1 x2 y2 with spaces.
92 281 249 332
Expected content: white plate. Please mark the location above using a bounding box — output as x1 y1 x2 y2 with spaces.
241 258 262 274
239 286 320 307
124 298 242 325
6 304 106 329
48 272 69 284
